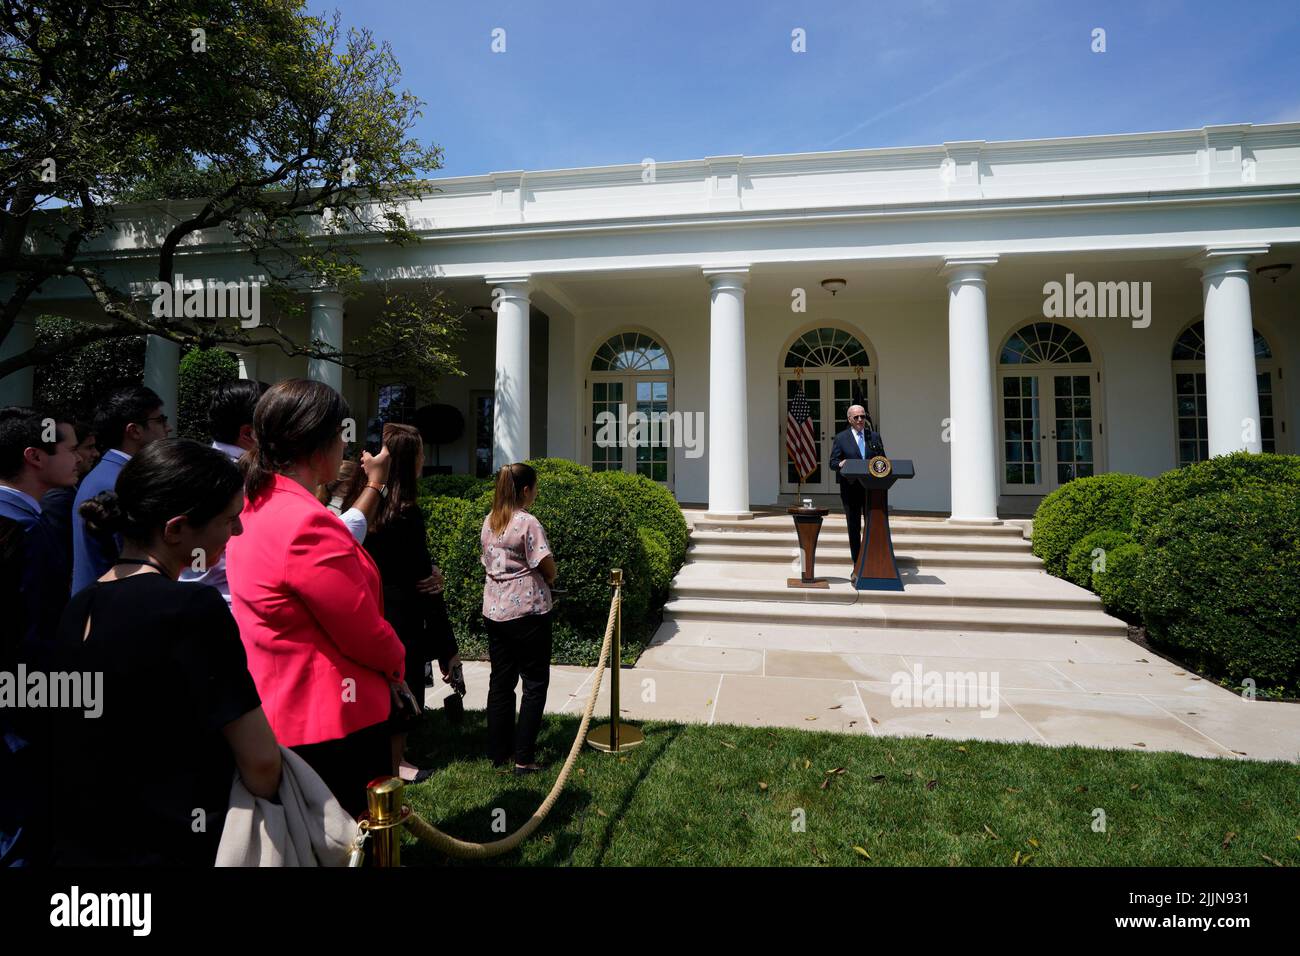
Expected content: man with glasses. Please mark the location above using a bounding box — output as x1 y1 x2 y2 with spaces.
71 386 171 593
829 404 886 574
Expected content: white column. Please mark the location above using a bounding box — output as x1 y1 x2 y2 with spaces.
143 335 180 421
1198 245 1268 456
307 287 344 393
703 267 752 518
487 275 531 468
0 314 36 406
942 256 1001 524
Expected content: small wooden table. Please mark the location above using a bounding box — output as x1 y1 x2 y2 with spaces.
786 506 830 589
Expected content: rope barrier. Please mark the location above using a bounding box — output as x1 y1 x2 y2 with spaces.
391 581 621 860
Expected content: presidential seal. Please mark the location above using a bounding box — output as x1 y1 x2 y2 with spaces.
867 454 892 478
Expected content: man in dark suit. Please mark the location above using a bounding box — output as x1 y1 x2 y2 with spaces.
828 404 886 569
0 407 81 867
0 407 82 644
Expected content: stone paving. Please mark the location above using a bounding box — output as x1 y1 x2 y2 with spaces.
427 619 1300 763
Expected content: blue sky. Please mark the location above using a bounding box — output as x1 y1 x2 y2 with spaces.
314 0 1300 178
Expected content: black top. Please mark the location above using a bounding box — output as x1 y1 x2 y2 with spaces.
362 503 459 667
50 573 261 866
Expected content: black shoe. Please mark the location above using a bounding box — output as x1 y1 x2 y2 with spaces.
512 763 545 776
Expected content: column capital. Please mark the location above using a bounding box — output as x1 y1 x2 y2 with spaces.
940 255 999 283
1192 244 1270 280
484 273 532 288
702 266 750 290
485 274 532 308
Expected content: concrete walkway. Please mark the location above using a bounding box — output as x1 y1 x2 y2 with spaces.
429 621 1300 763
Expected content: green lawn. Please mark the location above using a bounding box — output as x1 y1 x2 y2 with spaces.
400 710 1300 867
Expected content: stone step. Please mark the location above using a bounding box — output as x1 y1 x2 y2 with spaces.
669 577 1101 611
690 517 1029 538
662 597 1128 638
685 544 1043 570
688 529 1032 553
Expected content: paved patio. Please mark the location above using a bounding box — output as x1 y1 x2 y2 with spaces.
427 621 1300 763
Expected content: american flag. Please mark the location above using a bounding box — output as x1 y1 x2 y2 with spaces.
786 385 818 481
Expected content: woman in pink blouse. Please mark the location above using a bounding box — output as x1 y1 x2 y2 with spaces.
480 462 557 773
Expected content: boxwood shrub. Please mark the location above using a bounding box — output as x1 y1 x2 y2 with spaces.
1065 529 1134 589
1138 485 1300 694
592 469 690 572
417 474 492 500
526 457 591 478
639 526 673 604
419 495 478 569
1031 473 1150 576
1131 452 1300 545
1093 542 1144 624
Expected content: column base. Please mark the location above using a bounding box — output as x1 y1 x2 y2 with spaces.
703 511 755 520
946 516 1004 526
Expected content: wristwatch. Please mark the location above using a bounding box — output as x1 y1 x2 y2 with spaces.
366 482 388 499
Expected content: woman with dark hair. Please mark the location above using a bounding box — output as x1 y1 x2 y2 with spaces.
224 379 409 818
340 422 461 783
481 462 557 773
51 439 281 866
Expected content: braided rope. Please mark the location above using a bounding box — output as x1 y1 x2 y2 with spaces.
402 586 620 859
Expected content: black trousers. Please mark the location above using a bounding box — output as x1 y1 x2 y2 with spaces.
840 483 866 566
291 720 393 820
485 612 552 765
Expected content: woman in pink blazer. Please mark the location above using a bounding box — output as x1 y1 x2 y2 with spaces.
225 379 410 818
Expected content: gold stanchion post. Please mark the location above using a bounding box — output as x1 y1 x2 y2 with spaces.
364 776 406 867
587 568 644 753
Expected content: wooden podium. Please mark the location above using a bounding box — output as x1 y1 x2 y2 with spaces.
840 457 916 591
786 506 830 588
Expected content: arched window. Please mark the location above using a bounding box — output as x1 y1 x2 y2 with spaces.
590 331 671 372
1171 320 1281 464
1000 321 1092 365
588 331 673 484
783 326 871 369
997 321 1101 493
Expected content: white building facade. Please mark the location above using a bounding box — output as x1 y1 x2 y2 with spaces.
8 123 1300 519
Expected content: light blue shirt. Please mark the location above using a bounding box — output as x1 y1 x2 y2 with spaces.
72 448 131 593
0 484 42 518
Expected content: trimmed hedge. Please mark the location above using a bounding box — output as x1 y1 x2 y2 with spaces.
1131 452 1300 545
32 316 146 423
527 457 591 478
639 526 673 603
417 474 492 500
1065 530 1134 589
1031 473 1150 576
440 473 653 666
1094 542 1144 624
177 347 239 440
1138 485 1300 693
592 469 690 572
419 495 478 569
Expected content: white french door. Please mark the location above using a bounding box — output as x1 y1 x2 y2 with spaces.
588 374 674 486
999 370 1101 495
